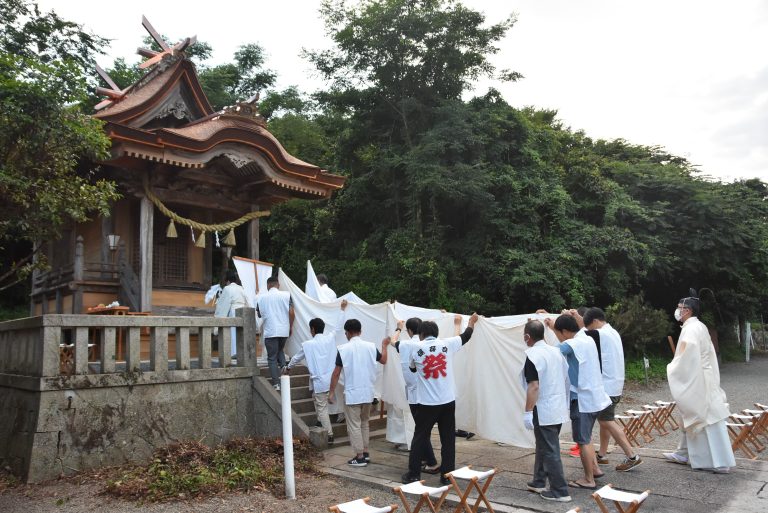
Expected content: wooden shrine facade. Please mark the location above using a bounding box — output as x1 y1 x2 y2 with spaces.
30 20 344 316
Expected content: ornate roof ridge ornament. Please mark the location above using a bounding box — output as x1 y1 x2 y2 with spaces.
94 64 127 111
137 16 197 69
220 93 267 127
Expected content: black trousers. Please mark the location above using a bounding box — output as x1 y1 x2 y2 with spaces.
408 401 455 477
409 404 437 466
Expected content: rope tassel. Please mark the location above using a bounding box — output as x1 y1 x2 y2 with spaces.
195 231 206 248
166 219 178 238
223 229 236 247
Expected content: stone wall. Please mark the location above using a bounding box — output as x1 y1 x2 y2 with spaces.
0 309 307 483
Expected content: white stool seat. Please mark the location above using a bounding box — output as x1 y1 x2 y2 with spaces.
447 466 495 481
595 485 649 504
399 481 451 496
592 484 650 513
333 499 394 513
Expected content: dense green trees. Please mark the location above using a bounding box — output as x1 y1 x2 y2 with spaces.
0 0 118 290
259 0 768 337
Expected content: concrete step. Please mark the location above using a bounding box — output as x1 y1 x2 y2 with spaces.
330 428 388 450
299 412 388 438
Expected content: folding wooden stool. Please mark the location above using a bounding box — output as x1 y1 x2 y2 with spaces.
565 508 581 513
734 412 766 454
329 498 399 513
654 400 679 430
625 409 655 444
727 418 758 459
444 466 496 513
393 480 451 513
615 413 643 447
745 406 768 442
592 484 651 513
641 404 669 436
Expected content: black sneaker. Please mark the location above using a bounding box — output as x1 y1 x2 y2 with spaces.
401 472 420 483
465 432 476 441
328 434 334 444
440 476 451 486
347 457 367 467
363 452 370 463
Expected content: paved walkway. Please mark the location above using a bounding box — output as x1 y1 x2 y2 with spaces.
322 436 768 512
321 354 768 512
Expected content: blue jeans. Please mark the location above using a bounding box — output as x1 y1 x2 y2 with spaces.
265 337 286 385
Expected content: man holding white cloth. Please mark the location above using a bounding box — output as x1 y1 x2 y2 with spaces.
283 300 348 443
522 320 571 503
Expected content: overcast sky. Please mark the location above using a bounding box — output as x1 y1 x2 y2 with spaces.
36 0 768 183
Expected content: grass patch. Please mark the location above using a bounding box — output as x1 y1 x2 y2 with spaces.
624 355 668 382
105 437 319 502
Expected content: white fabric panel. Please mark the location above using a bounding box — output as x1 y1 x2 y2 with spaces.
232 257 257 307
340 291 369 305
454 318 535 448
305 260 322 301
275 268 568 448
256 263 273 294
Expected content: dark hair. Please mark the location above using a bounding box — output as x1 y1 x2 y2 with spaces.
554 314 579 334
267 276 279 288
226 270 240 285
309 318 325 334
317 273 329 285
576 306 588 316
418 321 439 339
344 319 362 334
583 307 606 327
524 320 545 341
405 317 422 334
679 296 701 316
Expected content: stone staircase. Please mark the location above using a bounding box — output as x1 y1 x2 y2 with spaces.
259 365 389 446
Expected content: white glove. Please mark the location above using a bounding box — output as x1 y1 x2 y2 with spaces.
523 411 534 430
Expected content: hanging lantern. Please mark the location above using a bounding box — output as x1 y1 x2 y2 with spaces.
223 228 236 247
166 219 178 238
195 230 206 248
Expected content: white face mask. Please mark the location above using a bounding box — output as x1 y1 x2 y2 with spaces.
674 308 683 321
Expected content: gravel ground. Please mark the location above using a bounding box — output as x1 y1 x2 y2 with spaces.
1 352 766 512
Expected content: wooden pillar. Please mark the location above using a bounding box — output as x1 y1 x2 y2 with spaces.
100 214 112 277
73 236 84 314
139 196 154 312
203 210 213 285
248 204 260 260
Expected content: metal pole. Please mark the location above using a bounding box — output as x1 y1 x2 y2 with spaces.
280 374 295 499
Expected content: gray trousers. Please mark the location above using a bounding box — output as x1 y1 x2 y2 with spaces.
264 337 287 385
531 408 569 498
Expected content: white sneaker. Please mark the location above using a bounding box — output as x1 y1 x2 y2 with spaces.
273 383 281 392
663 452 688 465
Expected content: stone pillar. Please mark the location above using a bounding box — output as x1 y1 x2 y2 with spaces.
248 204 260 260
139 196 154 312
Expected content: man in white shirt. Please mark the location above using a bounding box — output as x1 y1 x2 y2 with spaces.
256 276 294 390
283 300 348 443
664 294 734 473
329 318 390 467
402 312 479 485
316 273 337 303
214 271 248 358
581 307 642 472
388 318 438 471
522 319 571 503
545 313 610 490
